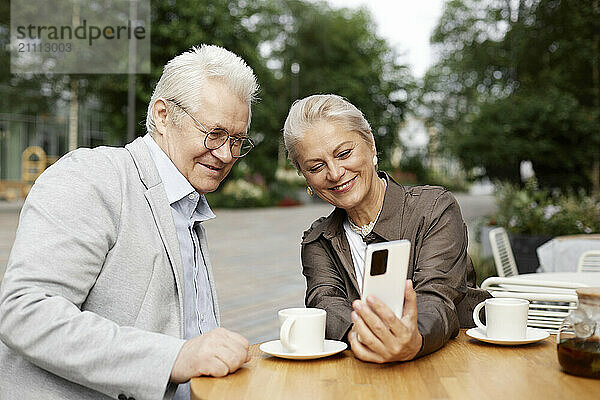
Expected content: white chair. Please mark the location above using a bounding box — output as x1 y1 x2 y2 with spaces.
489 227 519 277
481 276 582 333
577 250 600 272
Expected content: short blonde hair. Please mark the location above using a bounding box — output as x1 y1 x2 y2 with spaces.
146 44 259 135
283 94 374 168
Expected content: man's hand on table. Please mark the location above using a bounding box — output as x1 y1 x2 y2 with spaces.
170 327 251 382
348 280 422 363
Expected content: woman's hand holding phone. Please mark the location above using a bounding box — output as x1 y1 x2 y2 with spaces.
348 280 422 363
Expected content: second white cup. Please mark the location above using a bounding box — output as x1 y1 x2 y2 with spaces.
473 298 529 339
278 308 326 353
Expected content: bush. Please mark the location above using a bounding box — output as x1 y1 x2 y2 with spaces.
396 154 428 183
394 154 470 192
425 169 470 193
468 242 497 286
494 179 600 236
205 179 271 208
205 178 303 208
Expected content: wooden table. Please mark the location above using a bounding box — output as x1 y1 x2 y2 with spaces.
190 330 600 400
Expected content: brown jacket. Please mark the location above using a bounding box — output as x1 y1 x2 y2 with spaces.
301 173 491 358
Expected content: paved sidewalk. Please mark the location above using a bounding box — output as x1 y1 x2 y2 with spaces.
204 203 333 343
0 194 495 344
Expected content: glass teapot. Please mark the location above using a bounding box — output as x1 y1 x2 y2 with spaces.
557 287 600 378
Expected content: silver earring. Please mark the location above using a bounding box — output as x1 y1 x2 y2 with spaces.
373 155 378 166
306 186 314 196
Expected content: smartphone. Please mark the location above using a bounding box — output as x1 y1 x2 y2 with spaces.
361 239 411 319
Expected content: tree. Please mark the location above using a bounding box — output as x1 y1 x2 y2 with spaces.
421 0 600 192
2 0 412 186
265 0 412 169
80 0 413 183
0 2 68 117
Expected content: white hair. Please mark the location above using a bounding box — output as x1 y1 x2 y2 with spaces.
146 44 259 135
283 94 374 168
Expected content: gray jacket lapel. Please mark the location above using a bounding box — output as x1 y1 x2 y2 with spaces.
125 137 185 338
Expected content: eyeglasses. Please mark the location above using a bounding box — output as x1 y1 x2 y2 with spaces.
165 99 254 158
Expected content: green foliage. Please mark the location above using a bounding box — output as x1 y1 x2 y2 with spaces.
1 0 412 188
456 88 596 188
0 3 68 117
468 242 497 286
204 178 303 208
421 0 600 192
494 179 600 236
267 0 412 168
86 0 279 146
205 178 273 208
469 216 499 284
425 168 470 193
397 153 470 192
397 154 428 182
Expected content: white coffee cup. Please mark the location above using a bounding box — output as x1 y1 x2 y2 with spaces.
473 298 529 339
278 308 326 353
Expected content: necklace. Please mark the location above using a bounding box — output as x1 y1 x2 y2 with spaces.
348 210 381 237
347 178 387 238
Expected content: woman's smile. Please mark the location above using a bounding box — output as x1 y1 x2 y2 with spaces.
329 176 357 193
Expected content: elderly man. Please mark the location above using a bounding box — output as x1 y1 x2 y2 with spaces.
0 45 259 400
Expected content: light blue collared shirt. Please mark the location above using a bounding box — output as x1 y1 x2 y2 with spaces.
143 134 218 400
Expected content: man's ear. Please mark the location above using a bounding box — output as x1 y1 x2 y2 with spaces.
152 99 169 136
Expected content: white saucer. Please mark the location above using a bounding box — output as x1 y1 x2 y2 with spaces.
466 327 550 345
259 339 347 360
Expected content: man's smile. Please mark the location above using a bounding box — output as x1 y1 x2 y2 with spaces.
198 162 223 172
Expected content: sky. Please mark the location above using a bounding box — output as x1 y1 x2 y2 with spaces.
323 0 446 78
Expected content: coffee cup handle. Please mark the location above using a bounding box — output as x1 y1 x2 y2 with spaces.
280 317 296 352
472 301 486 331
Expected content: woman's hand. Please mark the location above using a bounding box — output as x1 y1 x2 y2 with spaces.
348 280 422 363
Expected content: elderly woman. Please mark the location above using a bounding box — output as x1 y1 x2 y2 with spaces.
283 94 490 362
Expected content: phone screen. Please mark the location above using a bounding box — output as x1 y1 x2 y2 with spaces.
370 249 388 276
